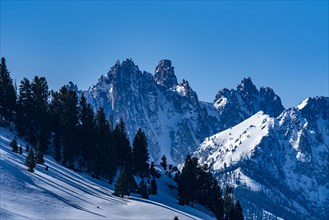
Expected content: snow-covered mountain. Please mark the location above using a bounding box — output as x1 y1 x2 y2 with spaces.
82 59 217 164
194 96 329 219
0 126 213 220
80 59 283 164
201 77 284 131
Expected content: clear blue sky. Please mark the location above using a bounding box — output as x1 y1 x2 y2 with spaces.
1 1 328 108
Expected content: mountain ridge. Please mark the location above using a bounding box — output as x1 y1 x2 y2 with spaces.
76 59 284 164
194 96 329 219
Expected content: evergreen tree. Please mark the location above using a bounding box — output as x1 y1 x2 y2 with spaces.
78 94 96 162
35 141 44 164
26 147 36 172
19 146 23 155
10 137 18 153
30 76 50 153
160 155 167 170
114 168 130 198
59 87 79 167
206 176 224 220
224 185 234 220
132 128 149 177
229 200 244 220
49 91 62 162
93 107 117 181
16 78 33 136
26 144 30 152
0 57 16 125
114 117 132 167
139 179 149 199
150 177 158 195
149 161 161 178
178 155 198 206
177 155 226 219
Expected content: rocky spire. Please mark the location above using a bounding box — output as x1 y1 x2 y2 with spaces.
154 59 178 89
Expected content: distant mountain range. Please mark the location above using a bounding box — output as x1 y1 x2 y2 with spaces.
68 59 328 219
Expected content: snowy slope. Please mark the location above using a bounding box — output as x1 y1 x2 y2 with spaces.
196 111 272 171
193 97 329 220
0 127 214 220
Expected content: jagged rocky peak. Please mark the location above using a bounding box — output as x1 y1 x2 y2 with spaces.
214 77 284 117
154 59 178 88
259 86 284 117
237 77 258 95
297 96 329 120
66 81 78 92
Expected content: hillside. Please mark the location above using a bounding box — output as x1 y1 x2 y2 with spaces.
194 97 329 219
0 126 213 220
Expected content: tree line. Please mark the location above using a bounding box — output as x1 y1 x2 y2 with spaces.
176 155 244 220
2 56 152 184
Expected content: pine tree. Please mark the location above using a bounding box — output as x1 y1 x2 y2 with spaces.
35 141 44 164
114 117 132 167
78 94 96 162
29 76 50 153
160 155 167 170
16 78 33 136
149 161 161 178
229 200 244 220
49 91 61 162
150 177 158 195
19 146 23 155
26 147 36 172
93 107 117 180
114 168 130 198
10 137 18 153
178 155 198 206
0 57 16 125
139 179 149 199
132 128 149 177
224 185 234 220
59 87 79 167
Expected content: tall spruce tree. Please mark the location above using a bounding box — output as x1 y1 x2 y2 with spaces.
49 91 62 162
93 107 110 178
0 57 16 125
59 87 79 167
229 200 244 220
132 128 149 177
30 76 50 153
113 118 136 189
16 78 33 136
224 185 235 220
114 117 132 166
78 94 96 162
178 155 198 206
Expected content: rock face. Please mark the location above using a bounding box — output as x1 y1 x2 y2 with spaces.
83 59 217 163
81 59 284 164
194 97 329 219
202 77 284 131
